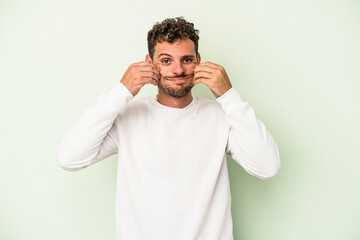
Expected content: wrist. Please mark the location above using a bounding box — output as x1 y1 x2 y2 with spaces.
120 80 136 97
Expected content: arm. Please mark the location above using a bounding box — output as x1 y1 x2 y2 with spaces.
194 62 280 180
57 83 133 171
217 88 280 180
58 61 160 171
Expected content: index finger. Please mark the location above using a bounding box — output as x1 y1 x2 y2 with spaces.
146 61 161 78
138 62 160 79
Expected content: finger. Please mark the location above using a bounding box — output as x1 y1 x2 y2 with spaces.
139 69 160 80
152 66 160 79
132 61 159 74
194 68 213 75
138 66 160 79
140 72 160 82
143 61 160 72
134 61 153 66
138 64 157 72
147 63 161 73
151 64 161 76
142 77 158 86
194 64 217 74
147 63 160 76
129 62 150 70
193 77 209 86
196 62 224 72
194 72 211 81
200 61 223 69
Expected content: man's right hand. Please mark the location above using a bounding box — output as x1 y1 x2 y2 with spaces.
120 61 160 96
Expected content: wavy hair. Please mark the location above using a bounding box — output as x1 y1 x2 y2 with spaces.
147 17 200 59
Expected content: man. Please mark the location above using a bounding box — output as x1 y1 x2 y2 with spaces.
58 17 280 240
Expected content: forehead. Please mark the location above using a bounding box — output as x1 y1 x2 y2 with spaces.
154 39 196 58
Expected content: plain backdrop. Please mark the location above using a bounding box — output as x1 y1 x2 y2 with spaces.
0 0 359 239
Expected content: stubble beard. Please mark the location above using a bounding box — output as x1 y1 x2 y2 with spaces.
158 74 194 98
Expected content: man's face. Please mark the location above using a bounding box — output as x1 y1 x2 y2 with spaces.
149 38 200 98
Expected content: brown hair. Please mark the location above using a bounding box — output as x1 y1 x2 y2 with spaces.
147 17 200 59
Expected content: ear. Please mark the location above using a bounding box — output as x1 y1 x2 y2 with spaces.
145 54 152 63
196 52 201 64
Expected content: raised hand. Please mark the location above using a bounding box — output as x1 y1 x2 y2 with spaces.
193 62 232 98
120 61 160 96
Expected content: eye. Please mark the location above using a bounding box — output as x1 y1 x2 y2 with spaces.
183 58 194 63
161 59 171 64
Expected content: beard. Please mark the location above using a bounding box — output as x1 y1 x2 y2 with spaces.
158 73 194 98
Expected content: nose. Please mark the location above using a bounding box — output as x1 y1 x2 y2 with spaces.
172 61 185 76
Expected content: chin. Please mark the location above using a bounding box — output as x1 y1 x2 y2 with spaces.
158 82 193 98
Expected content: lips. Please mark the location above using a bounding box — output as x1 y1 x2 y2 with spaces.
165 74 194 84
169 76 192 83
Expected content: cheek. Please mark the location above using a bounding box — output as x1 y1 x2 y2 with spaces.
186 63 197 72
157 65 171 77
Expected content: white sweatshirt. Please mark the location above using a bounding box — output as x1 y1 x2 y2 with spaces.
58 83 280 240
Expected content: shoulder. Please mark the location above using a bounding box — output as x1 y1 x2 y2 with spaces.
125 96 153 111
115 96 153 121
196 96 223 112
195 96 226 121
194 96 229 128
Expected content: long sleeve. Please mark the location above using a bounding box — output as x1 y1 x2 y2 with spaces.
217 88 280 180
57 83 133 171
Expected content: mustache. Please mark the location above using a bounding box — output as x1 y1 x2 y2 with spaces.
164 73 194 80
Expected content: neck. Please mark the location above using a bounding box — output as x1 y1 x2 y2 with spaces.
156 90 193 108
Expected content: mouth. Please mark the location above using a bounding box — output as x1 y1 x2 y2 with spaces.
165 74 194 84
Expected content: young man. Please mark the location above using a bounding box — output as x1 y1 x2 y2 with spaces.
58 17 280 240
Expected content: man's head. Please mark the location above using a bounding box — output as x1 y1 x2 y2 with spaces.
147 17 199 60
146 17 200 98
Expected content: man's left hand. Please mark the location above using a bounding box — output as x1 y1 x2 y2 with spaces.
193 62 232 98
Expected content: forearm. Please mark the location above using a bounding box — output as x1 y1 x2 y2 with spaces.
217 88 280 180
57 83 133 171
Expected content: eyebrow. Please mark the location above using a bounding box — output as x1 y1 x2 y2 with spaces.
158 53 173 58
157 53 195 59
181 55 195 59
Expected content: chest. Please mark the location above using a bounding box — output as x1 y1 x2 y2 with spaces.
115 105 230 181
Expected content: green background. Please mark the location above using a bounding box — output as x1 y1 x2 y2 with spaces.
1 0 359 239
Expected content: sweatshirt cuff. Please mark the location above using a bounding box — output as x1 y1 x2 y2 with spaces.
216 87 245 105
100 82 134 111
216 87 250 115
108 82 134 102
